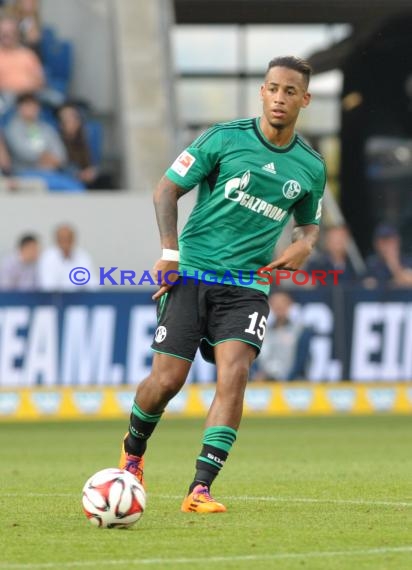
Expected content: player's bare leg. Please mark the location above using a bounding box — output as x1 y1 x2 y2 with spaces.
207 341 256 429
120 353 191 486
136 352 191 412
181 341 256 513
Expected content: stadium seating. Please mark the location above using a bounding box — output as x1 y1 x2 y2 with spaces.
17 170 85 192
41 26 74 96
85 120 103 167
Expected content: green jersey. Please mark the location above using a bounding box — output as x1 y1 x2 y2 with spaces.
166 117 326 294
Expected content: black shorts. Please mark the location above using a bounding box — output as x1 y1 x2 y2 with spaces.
151 278 269 363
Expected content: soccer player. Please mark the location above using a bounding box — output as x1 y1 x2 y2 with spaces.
119 56 326 513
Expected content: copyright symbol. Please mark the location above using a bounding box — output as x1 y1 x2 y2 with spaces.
69 267 90 286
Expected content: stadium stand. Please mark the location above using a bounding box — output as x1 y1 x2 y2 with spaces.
40 25 73 96
0 1 111 191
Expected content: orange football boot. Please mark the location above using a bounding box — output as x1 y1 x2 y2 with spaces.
181 484 226 513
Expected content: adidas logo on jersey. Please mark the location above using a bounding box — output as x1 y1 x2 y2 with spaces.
262 162 277 174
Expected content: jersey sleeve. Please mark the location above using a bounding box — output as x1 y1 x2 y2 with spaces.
165 126 223 190
293 161 326 226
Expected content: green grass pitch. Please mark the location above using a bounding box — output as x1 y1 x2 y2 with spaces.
1 415 412 570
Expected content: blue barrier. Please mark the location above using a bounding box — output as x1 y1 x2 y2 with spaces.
0 287 411 387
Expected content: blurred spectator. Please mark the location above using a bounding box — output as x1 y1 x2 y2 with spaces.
254 291 312 381
0 128 22 191
0 15 43 99
306 224 360 284
6 0 41 56
0 233 39 290
38 223 97 291
364 223 412 288
5 91 66 171
0 128 11 173
0 14 64 113
57 103 111 190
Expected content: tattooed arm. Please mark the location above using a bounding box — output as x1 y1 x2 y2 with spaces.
153 175 188 249
152 176 188 300
267 224 319 271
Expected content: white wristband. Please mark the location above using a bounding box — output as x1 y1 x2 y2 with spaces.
161 249 180 262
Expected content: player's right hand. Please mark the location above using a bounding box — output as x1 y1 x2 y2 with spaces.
151 259 180 300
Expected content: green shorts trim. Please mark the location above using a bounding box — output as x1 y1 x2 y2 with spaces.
201 336 261 351
151 348 193 363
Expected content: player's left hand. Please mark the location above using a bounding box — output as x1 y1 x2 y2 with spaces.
151 259 180 300
266 241 313 271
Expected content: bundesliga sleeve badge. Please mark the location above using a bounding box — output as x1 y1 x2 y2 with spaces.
171 150 196 177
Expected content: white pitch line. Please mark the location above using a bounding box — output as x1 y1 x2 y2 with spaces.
1 546 412 569
156 494 412 508
3 492 412 508
3 493 76 497
230 495 412 508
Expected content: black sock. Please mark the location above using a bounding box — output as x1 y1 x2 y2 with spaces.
188 444 229 493
125 401 163 457
188 426 237 492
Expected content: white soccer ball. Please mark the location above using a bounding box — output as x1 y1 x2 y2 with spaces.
82 468 146 529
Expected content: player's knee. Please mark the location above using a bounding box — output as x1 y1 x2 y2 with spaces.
154 373 185 400
218 360 250 387
232 361 250 382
